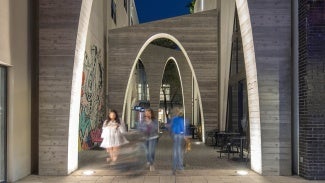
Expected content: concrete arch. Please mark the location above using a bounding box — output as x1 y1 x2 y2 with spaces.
37 0 292 177
122 34 204 137
233 0 292 175
68 0 94 174
162 56 197 133
161 57 185 118
38 0 94 175
235 0 262 174
108 10 219 139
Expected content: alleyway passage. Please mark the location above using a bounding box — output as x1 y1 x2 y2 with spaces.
15 131 324 182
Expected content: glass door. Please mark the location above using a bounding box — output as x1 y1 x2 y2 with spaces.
0 66 7 183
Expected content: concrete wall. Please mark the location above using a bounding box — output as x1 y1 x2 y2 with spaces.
107 0 129 30
37 0 138 175
243 0 292 175
107 10 219 135
32 0 292 177
218 0 236 131
38 0 83 175
0 1 11 65
194 0 292 175
194 0 218 13
194 0 239 133
130 0 139 25
0 0 32 182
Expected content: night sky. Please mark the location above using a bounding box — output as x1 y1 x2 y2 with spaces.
134 0 192 23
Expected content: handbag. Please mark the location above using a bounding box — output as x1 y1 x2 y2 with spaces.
185 138 191 152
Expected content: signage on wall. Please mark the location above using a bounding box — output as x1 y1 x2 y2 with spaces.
134 106 145 112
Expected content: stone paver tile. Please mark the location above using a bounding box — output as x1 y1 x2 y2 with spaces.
175 176 191 183
95 176 116 183
111 176 134 183
125 176 145 183
159 175 176 183
144 176 160 183
264 176 325 183
190 176 207 183
205 175 223 183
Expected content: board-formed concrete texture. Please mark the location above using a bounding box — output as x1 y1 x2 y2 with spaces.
37 0 292 176
107 10 219 133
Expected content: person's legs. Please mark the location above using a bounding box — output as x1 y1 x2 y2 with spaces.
112 146 119 162
145 140 150 164
173 134 184 171
106 148 111 162
148 139 157 165
149 138 157 171
178 136 184 170
172 134 178 172
108 147 114 162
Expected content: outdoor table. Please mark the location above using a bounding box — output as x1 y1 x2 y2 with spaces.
231 136 246 159
214 132 240 147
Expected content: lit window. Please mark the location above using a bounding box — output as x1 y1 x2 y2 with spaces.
160 84 170 101
124 0 127 12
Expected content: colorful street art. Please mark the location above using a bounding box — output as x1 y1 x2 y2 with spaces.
79 45 105 150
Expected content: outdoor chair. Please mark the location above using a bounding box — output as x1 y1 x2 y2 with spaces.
216 138 239 159
205 128 218 145
90 128 103 147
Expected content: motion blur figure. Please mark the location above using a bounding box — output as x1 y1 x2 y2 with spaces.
170 107 186 174
100 109 129 164
138 108 159 171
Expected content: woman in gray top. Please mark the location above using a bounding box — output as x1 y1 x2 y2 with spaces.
139 108 159 171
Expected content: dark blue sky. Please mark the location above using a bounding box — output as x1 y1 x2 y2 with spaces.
135 0 192 23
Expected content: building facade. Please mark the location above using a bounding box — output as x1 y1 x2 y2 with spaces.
195 0 325 179
0 0 324 182
0 0 138 181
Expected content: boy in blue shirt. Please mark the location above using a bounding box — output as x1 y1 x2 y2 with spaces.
170 107 187 174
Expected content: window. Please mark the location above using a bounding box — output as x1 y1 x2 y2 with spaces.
0 66 7 182
124 0 127 12
160 84 171 101
138 84 150 101
111 0 117 24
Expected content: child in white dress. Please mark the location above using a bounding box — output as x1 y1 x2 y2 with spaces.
100 110 129 164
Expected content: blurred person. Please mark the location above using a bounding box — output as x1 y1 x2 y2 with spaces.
184 119 191 153
100 109 129 164
170 107 186 175
139 108 159 171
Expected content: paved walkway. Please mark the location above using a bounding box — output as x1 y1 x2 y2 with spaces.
16 131 324 183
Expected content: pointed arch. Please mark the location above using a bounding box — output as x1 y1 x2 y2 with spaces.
68 0 93 174
122 33 205 140
235 0 262 174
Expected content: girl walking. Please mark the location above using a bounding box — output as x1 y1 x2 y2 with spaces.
100 109 129 164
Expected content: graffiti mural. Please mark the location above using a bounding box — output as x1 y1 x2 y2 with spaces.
79 45 105 150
